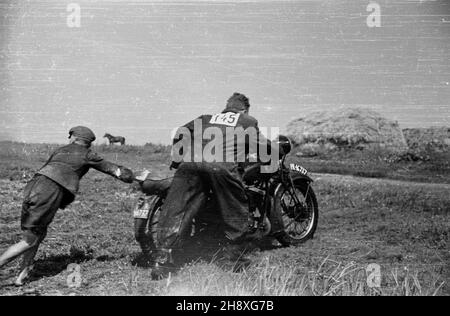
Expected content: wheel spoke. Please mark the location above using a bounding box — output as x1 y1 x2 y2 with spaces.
284 212 304 230
280 186 315 240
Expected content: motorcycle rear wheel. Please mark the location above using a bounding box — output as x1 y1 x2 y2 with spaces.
135 196 217 249
133 195 164 250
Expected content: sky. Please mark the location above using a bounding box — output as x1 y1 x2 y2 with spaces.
0 0 449 145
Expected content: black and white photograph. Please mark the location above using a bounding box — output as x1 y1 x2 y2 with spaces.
0 0 449 298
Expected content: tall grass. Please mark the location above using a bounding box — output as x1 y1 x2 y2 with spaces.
113 256 444 296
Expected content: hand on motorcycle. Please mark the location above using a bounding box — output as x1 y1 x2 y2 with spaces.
128 169 151 195
134 169 151 182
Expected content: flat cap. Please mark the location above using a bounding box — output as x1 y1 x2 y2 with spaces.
69 126 96 142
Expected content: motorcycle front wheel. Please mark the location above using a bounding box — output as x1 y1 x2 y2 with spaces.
273 180 319 245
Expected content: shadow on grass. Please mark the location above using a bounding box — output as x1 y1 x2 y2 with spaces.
30 249 118 282
32 253 94 280
130 231 283 272
0 251 95 289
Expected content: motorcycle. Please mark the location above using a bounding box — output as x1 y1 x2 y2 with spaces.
133 136 319 252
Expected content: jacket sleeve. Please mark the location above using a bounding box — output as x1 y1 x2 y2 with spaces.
86 151 134 183
170 116 199 169
172 117 197 146
253 121 284 162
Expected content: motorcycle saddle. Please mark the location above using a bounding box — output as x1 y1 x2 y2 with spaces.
139 177 173 196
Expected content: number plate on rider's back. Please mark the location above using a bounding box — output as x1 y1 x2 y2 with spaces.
133 198 151 219
209 112 240 127
290 163 308 175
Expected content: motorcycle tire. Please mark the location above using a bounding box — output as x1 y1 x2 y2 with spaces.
273 180 319 245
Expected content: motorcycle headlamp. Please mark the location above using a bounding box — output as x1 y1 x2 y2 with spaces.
276 135 292 155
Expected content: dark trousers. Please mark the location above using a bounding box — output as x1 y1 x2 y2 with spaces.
21 175 73 243
157 162 250 250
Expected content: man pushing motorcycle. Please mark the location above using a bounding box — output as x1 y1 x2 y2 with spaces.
144 92 291 279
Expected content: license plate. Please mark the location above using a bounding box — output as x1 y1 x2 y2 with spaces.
289 163 308 175
133 198 151 219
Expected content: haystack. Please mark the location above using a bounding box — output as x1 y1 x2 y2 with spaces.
286 107 408 153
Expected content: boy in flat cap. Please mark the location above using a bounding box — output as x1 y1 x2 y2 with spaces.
0 126 134 285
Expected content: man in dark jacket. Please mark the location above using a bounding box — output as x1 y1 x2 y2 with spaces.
0 126 134 285
151 93 287 279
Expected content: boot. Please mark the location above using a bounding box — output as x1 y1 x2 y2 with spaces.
272 231 292 247
150 249 174 280
132 252 154 268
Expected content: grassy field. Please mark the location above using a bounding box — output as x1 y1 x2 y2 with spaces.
291 146 450 184
0 142 448 296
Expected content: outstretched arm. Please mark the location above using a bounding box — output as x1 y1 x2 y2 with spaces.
86 151 134 183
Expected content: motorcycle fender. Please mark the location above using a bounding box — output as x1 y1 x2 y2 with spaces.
133 195 161 220
273 174 313 198
290 173 314 183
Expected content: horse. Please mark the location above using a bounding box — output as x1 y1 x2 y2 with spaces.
103 133 126 145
